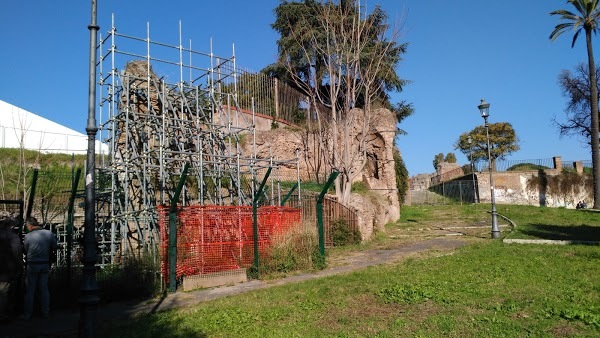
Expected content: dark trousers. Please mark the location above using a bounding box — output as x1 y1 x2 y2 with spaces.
0 279 19 320
23 263 50 318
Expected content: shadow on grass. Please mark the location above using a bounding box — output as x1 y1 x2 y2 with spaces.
49 265 159 312
517 223 600 242
98 313 207 337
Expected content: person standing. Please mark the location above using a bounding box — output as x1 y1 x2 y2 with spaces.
22 217 57 320
0 217 22 322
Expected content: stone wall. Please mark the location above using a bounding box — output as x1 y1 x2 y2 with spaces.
243 107 400 241
412 157 592 209
475 168 592 208
214 106 295 133
469 158 591 208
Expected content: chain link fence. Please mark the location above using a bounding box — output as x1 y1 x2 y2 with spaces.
410 180 477 206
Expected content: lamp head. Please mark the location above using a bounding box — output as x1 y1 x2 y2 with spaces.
478 99 490 118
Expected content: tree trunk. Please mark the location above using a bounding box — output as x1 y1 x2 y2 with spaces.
586 28 600 209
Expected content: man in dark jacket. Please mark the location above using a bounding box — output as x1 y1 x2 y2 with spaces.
22 217 57 320
0 218 22 322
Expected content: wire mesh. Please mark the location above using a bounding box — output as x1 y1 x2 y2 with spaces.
157 204 302 281
285 191 359 247
31 169 81 224
410 180 477 206
27 168 84 267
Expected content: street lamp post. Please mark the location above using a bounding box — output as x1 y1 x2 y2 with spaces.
478 99 500 239
467 135 478 203
80 0 100 336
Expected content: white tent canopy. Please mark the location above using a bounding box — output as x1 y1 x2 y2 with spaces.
0 100 108 155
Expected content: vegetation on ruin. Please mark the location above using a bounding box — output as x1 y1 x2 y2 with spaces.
526 170 594 207
393 149 409 205
506 163 550 171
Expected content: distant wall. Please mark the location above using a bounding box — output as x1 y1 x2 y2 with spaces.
412 157 593 208
475 161 591 208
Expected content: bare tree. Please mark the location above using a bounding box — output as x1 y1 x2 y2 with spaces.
3 111 43 206
554 63 600 146
277 0 407 203
551 0 600 208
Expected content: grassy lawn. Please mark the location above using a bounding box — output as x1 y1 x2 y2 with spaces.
394 203 600 242
497 205 600 241
99 204 600 337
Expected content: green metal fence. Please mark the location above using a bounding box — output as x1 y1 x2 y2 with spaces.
411 180 478 206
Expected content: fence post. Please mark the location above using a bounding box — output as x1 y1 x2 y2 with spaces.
442 184 446 204
252 167 272 277
317 171 339 258
168 162 190 293
25 168 39 221
280 183 298 206
67 168 82 287
274 77 280 119
17 200 24 236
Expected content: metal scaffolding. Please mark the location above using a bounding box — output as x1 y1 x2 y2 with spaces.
95 16 299 265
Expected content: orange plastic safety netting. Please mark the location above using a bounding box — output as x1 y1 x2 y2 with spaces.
158 205 302 280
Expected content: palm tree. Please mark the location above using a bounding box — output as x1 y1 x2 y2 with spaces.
551 0 600 209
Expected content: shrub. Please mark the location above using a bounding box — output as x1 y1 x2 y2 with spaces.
351 181 368 194
393 149 409 205
260 225 321 275
98 254 161 302
311 247 326 270
278 180 334 193
331 218 361 246
507 163 549 171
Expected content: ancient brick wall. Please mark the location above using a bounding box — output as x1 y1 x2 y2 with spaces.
475 165 592 208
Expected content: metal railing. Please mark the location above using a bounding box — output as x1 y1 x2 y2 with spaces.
220 66 309 125
563 160 593 169
473 158 556 172
431 158 592 186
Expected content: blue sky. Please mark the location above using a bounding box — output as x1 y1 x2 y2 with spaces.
0 0 589 175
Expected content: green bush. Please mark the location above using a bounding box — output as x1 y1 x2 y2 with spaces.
393 149 408 205
279 180 334 193
311 247 326 270
331 218 361 246
507 163 549 171
98 254 160 302
350 181 368 194
260 225 321 275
